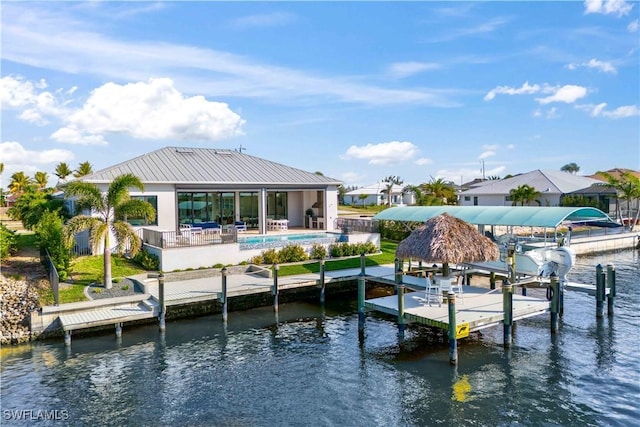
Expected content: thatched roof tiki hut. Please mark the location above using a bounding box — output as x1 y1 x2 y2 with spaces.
396 213 499 276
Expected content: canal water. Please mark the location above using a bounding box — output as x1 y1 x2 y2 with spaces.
1 250 638 426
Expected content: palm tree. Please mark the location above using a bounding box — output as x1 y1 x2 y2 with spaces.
509 184 542 206
358 193 368 208
8 171 32 196
34 171 49 190
599 171 640 231
561 163 580 174
381 175 403 207
420 177 457 205
73 161 94 178
55 162 73 184
63 174 155 289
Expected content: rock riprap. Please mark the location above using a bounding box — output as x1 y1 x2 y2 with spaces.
0 275 42 345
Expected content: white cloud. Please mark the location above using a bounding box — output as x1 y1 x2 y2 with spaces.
1 4 454 108
566 58 617 74
584 0 634 17
629 19 639 32
230 12 297 29
533 107 560 119
340 171 365 185
484 81 540 101
343 141 419 165
52 78 245 144
387 62 441 78
0 75 68 124
479 150 496 160
578 103 640 118
536 85 587 104
0 141 74 165
414 158 433 166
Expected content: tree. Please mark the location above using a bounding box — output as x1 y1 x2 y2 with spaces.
63 174 155 288
55 162 73 184
34 171 49 190
598 171 640 231
419 177 458 205
509 184 542 206
561 163 580 174
8 171 32 196
358 193 368 208
74 161 94 178
381 175 403 207
8 189 68 230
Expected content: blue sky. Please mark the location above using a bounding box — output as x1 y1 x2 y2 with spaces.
1 0 639 189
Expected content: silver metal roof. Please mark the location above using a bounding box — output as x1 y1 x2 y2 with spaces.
76 146 342 186
460 170 603 195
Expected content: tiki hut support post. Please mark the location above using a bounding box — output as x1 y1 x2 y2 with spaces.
447 291 458 365
607 263 616 316
397 284 405 341
502 279 513 347
490 272 496 290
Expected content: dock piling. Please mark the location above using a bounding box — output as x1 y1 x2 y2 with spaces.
221 267 228 323
158 273 166 332
490 271 496 290
596 264 605 318
357 273 366 332
502 280 513 347
115 323 122 338
360 253 366 276
397 284 405 340
64 331 71 347
550 273 559 334
319 259 326 304
272 264 279 313
607 263 616 316
447 291 458 365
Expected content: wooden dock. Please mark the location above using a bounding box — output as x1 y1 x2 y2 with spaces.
363 285 550 333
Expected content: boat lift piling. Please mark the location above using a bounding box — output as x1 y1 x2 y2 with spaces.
596 265 606 318
272 264 280 313
319 259 326 304
607 263 616 316
503 279 513 347
221 267 228 323
550 273 559 334
158 273 166 332
397 284 406 341
447 291 458 365
357 273 366 332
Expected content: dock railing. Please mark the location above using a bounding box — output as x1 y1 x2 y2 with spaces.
142 228 237 249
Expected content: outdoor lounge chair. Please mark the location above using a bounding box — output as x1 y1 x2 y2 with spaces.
234 221 247 232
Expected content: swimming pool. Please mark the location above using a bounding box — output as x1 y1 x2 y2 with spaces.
238 232 343 250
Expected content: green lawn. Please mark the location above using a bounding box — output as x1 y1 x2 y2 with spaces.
278 240 398 276
16 233 37 250
338 204 388 215
47 255 147 304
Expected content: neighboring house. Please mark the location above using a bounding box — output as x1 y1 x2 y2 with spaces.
71 146 342 234
586 168 640 219
458 170 605 207
344 183 413 206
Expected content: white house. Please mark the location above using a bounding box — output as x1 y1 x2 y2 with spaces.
70 147 354 269
458 170 605 207
344 183 414 206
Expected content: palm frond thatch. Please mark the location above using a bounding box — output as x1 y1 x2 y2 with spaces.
396 213 499 264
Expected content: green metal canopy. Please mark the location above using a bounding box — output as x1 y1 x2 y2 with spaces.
372 206 616 228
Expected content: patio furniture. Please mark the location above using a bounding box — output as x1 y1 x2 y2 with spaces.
234 221 247 232
267 219 289 230
424 276 441 307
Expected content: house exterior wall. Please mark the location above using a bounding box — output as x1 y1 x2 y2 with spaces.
129 183 177 231
459 194 562 207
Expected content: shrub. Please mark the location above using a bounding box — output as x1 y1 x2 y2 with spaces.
249 255 264 265
261 248 280 265
0 224 17 261
329 241 377 258
112 277 122 283
93 288 102 294
309 243 327 260
121 284 130 291
212 263 225 269
36 212 71 281
278 244 308 263
132 249 160 271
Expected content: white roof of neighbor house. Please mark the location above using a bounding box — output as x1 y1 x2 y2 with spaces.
346 183 405 196
74 146 342 186
460 170 604 195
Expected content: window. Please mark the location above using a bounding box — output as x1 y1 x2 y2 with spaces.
464 196 470 201
267 191 288 219
178 192 236 225
125 196 158 226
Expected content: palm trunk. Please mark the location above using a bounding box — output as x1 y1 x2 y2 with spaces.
104 233 112 289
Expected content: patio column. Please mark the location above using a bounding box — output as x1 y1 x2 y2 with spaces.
259 187 267 234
